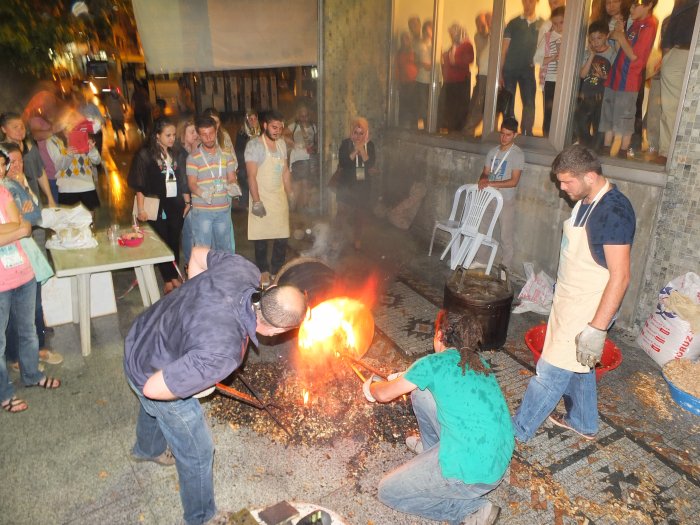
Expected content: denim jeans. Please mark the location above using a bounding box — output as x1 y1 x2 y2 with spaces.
0 279 43 402
128 379 216 525
503 66 536 135
182 212 193 268
190 207 234 254
378 389 501 525
512 357 598 442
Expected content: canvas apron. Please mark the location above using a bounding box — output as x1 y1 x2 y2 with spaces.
541 183 611 373
248 137 289 240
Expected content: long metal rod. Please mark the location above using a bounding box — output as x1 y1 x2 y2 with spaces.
236 373 294 439
339 352 387 380
346 361 366 383
215 382 264 409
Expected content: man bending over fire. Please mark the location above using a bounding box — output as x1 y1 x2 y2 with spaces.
124 247 307 525
363 310 513 525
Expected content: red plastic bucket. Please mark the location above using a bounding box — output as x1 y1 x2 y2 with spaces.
524 324 622 381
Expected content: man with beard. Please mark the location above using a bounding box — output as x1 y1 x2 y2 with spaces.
512 145 635 443
245 110 293 286
187 116 239 254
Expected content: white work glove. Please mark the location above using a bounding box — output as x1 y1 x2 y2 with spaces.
251 201 267 218
362 374 382 402
227 183 242 198
575 324 607 368
200 189 213 205
387 371 404 381
193 386 216 399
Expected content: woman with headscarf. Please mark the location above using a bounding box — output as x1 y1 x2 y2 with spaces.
234 109 261 210
336 117 376 251
128 117 187 294
440 23 474 131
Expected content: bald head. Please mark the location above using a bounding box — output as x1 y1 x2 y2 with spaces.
256 285 308 336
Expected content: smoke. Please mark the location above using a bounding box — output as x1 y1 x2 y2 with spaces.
301 222 345 264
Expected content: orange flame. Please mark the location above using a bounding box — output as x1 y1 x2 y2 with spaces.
302 389 309 405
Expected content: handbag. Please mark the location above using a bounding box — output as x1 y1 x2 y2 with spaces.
132 195 159 221
19 237 54 284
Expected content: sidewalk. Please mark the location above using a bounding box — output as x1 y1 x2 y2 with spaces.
1 208 698 525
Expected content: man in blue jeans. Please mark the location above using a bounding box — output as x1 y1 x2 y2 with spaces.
513 145 635 442
365 310 513 525
123 247 307 525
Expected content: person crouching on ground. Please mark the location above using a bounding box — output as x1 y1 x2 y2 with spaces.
365 309 514 525
124 247 307 525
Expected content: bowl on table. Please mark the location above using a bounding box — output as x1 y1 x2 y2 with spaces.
524 324 622 381
117 232 144 247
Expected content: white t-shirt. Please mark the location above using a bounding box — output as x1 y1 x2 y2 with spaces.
484 144 525 201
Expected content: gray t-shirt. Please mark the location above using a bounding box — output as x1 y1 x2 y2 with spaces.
484 144 524 200
244 136 286 166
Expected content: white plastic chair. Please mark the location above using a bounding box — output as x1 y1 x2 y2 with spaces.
428 184 472 260
440 187 503 275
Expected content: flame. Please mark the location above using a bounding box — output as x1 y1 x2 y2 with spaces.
302 389 309 405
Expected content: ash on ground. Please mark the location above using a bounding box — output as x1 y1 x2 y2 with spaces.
208 362 418 446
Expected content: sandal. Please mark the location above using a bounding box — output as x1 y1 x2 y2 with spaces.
29 376 61 389
39 349 64 365
2 396 28 413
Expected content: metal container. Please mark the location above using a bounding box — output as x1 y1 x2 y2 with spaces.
443 267 513 350
273 257 338 309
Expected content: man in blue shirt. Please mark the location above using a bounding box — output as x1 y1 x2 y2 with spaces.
124 247 307 525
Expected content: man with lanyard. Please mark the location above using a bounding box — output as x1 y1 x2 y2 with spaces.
513 145 635 442
187 116 239 254
124 246 308 525
477 117 524 270
245 110 294 286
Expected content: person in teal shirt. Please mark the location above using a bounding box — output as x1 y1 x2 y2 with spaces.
364 310 514 525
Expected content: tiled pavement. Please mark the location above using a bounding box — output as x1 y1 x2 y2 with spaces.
371 272 700 525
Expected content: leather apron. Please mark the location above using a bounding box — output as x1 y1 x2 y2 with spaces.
247 137 290 240
541 183 611 373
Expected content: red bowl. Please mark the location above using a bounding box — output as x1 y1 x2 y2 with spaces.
118 233 144 247
524 324 622 381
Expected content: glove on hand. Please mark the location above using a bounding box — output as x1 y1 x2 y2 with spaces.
201 189 213 205
386 371 404 381
193 386 216 399
362 374 383 402
575 324 607 368
227 183 242 198
251 201 267 218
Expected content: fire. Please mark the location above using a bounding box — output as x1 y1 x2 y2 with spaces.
297 297 375 365
302 389 309 405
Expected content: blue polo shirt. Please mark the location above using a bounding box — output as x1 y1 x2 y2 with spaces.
574 186 635 268
124 251 259 398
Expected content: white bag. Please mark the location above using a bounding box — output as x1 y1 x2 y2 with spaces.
636 272 700 367
513 262 554 315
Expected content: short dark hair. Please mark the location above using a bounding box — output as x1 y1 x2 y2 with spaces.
263 110 285 125
0 112 21 128
551 144 602 177
551 6 565 18
0 141 21 155
260 285 307 329
588 20 609 36
501 117 519 133
194 115 217 131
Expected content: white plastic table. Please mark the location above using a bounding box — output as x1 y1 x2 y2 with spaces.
48 227 174 356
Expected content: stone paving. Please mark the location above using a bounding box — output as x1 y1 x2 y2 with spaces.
369 270 700 525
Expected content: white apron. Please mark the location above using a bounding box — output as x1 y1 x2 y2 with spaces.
248 137 290 240
541 183 611 373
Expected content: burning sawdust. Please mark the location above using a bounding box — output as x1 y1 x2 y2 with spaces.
208 362 418 446
630 371 675 421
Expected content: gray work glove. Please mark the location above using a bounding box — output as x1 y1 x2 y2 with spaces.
575 324 607 368
200 189 213 205
362 374 382 403
227 183 242 198
251 201 267 218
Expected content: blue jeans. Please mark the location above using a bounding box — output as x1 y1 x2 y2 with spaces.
128 379 216 525
378 389 501 525
190 207 234 254
503 66 536 136
182 212 193 268
512 357 598 442
0 279 43 402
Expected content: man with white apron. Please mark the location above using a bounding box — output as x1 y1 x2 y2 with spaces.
513 145 635 442
245 110 293 285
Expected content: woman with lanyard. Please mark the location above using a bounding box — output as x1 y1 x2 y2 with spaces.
336 117 377 251
477 117 524 269
128 117 187 294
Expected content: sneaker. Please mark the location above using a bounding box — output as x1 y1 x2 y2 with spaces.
405 435 424 454
548 413 596 441
131 448 176 466
462 502 500 525
204 510 234 525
